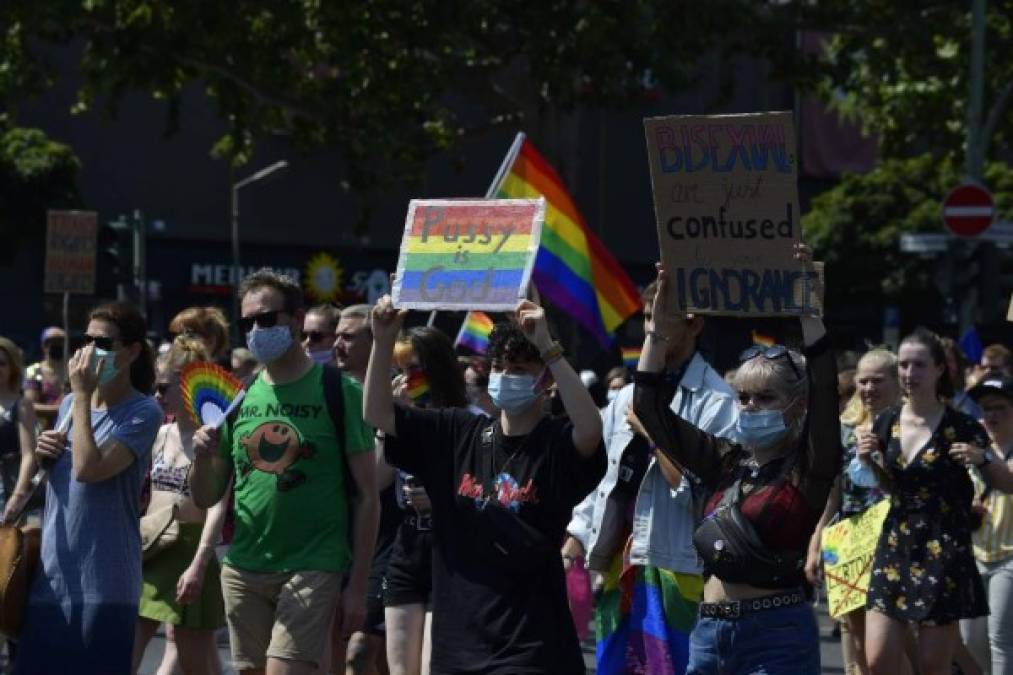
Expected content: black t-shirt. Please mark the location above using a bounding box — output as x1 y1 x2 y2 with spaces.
385 405 605 675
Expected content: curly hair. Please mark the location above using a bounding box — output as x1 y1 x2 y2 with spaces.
487 322 541 366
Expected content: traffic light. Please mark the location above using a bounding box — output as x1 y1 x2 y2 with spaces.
97 216 134 298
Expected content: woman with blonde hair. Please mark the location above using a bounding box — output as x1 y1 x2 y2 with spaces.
0 336 38 523
806 348 902 674
169 307 230 363
132 335 228 675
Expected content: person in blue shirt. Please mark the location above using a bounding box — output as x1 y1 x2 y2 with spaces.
564 279 738 675
17 302 162 675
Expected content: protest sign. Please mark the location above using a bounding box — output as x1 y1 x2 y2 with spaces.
821 499 890 618
44 210 98 295
392 199 545 311
644 111 822 317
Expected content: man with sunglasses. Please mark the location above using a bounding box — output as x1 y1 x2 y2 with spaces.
303 304 340 367
191 269 378 675
563 279 738 674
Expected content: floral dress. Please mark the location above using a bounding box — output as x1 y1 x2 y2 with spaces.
866 406 989 624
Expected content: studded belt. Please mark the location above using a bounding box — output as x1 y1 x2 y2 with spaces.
697 590 805 620
405 514 432 531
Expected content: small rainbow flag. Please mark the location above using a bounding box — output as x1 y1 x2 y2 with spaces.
751 330 776 347
406 367 431 402
492 133 641 347
622 347 641 369
455 311 495 354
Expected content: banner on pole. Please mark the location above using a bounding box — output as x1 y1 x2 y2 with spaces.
392 199 545 311
44 210 98 295
644 111 822 317
822 499 890 618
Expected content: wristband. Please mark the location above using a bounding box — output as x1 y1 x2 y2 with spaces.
540 341 564 365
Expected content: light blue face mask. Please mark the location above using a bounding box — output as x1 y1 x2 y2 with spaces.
846 455 880 488
735 409 789 449
91 347 120 387
487 372 539 414
247 325 293 363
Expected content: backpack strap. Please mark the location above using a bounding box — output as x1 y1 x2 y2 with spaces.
321 364 355 503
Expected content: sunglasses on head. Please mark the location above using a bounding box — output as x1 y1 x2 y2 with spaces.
84 335 119 351
238 310 283 334
303 330 330 344
739 344 803 381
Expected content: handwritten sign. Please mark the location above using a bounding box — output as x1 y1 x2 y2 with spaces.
44 210 98 295
821 499 890 618
392 199 545 311
644 111 821 317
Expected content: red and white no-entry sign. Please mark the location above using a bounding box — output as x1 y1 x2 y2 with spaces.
942 184 995 237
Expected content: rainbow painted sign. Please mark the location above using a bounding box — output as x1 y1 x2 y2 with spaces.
392 199 545 311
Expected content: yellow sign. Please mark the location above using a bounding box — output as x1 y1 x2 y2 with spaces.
821 499 890 618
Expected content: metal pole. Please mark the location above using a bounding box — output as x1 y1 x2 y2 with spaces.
133 208 146 317
967 0 987 182
231 184 241 343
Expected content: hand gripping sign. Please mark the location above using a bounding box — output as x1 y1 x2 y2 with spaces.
821 499 891 618
392 199 545 311
644 111 822 317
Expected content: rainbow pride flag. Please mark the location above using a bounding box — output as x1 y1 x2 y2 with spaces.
455 311 494 354
621 347 641 369
406 368 431 402
491 134 641 346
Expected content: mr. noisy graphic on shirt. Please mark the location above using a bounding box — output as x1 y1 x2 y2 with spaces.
458 471 540 512
235 400 324 492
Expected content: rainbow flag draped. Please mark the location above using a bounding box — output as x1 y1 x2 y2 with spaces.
454 311 494 354
595 546 702 675
492 134 641 346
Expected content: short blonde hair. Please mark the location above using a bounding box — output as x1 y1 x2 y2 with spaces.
734 348 808 405
165 335 211 373
0 337 24 391
840 349 898 426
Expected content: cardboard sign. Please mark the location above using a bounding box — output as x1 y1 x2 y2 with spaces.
644 111 822 317
392 199 545 311
821 499 891 618
44 210 98 295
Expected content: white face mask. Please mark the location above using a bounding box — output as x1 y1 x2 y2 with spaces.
307 348 334 365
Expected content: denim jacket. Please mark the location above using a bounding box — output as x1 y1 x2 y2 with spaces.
567 352 738 573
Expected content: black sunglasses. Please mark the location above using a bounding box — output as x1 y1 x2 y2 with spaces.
238 310 283 334
739 344 803 381
303 330 330 344
84 335 119 351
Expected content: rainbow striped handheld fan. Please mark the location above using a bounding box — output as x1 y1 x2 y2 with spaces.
179 362 246 429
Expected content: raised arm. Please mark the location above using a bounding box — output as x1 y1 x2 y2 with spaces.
632 264 737 488
67 348 137 482
516 300 602 455
363 294 406 437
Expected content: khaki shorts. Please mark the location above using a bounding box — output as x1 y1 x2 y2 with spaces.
220 563 343 669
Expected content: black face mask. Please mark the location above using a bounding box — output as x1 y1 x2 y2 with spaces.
46 344 64 360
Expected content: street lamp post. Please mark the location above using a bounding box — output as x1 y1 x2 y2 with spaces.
230 160 289 341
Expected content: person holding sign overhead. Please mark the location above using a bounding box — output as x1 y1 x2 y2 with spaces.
364 293 605 674
632 244 839 674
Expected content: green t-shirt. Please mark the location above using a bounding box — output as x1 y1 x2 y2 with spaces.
220 364 373 573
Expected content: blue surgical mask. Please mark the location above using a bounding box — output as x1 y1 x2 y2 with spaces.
735 409 788 449
487 372 539 414
247 325 293 364
91 347 120 387
307 348 334 365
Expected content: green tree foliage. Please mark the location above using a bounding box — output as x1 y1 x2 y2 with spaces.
806 1 1013 163
0 1 801 195
803 154 1013 311
0 126 81 258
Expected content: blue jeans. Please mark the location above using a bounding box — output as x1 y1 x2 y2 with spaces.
687 602 821 674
